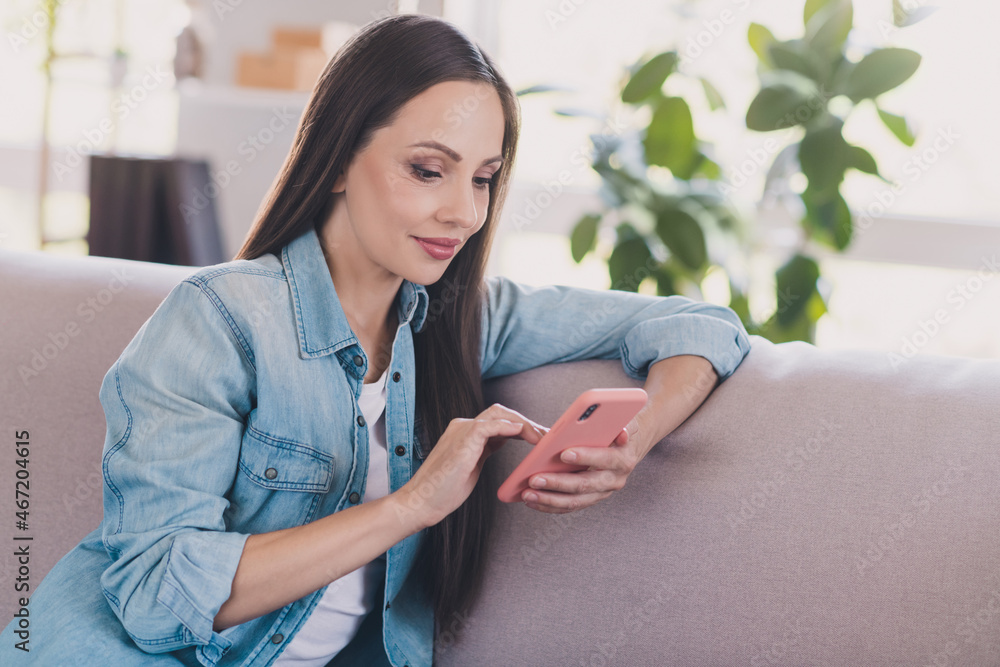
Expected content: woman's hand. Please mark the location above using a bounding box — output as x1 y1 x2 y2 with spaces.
519 413 651 514
519 355 719 514
395 403 549 528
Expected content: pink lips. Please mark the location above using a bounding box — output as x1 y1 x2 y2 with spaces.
414 237 457 260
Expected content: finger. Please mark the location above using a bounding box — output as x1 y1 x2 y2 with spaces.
522 488 611 513
559 444 633 472
526 469 623 495
486 404 549 439
503 418 549 444
469 419 522 455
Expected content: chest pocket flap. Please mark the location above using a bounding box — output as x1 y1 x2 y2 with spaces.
239 424 334 493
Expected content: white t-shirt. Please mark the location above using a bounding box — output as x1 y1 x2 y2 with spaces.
272 364 392 665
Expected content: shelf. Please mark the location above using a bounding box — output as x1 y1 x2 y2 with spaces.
177 78 312 108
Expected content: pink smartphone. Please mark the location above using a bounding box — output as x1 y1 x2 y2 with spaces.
496 387 648 503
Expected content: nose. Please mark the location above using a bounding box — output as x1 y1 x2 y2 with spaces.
439 179 480 230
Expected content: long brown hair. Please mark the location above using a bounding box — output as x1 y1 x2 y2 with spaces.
233 14 521 639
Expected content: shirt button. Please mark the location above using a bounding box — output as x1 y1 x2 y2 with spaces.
353 354 364 367
392 372 401 382
394 445 406 456
357 415 366 427
264 468 277 480
271 633 284 644
349 492 360 503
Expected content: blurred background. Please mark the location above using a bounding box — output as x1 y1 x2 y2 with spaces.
1 0 997 360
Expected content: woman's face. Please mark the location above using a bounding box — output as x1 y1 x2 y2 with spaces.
326 79 506 287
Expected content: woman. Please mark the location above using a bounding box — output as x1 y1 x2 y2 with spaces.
0 14 750 667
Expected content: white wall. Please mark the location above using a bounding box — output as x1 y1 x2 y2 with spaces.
176 1 445 257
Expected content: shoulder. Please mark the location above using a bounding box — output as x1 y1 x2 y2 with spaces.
174 255 287 317
182 254 285 295
143 255 291 362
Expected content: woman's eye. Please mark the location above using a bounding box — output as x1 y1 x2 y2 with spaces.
410 165 440 181
411 164 494 190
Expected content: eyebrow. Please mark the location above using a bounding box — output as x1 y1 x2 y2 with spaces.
408 141 503 167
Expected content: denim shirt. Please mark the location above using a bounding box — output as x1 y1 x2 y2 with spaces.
3 225 750 667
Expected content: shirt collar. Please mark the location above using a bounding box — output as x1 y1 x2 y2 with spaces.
281 225 429 359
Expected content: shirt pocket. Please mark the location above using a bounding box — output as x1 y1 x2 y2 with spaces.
238 423 335 493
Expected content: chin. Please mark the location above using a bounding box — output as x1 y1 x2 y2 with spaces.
401 265 447 287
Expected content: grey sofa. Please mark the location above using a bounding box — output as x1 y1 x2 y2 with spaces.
2 246 999 665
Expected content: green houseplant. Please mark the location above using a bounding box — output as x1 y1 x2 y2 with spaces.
568 0 933 343
741 0 930 341
562 51 751 311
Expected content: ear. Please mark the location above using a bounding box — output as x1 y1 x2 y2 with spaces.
331 171 345 193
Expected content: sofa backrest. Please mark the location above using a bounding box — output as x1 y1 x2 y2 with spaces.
455 336 1000 665
0 248 197 624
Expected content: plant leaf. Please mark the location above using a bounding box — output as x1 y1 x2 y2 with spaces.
775 253 820 326
746 71 820 131
767 40 827 82
894 0 940 27
727 284 753 328
846 144 879 176
876 107 916 146
693 153 722 180
763 143 799 196
801 188 852 250
804 0 834 25
643 96 696 175
622 52 678 104
844 48 921 102
570 213 601 263
553 107 604 119
654 265 677 296
654 204 708 271
805 0 853 58
798 117 850 195
515 84 574 96
748 23 778 68
700 77 726 110
608 233 653 292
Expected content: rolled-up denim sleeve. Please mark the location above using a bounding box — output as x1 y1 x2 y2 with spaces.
480 275 751 382
97 278 255 664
